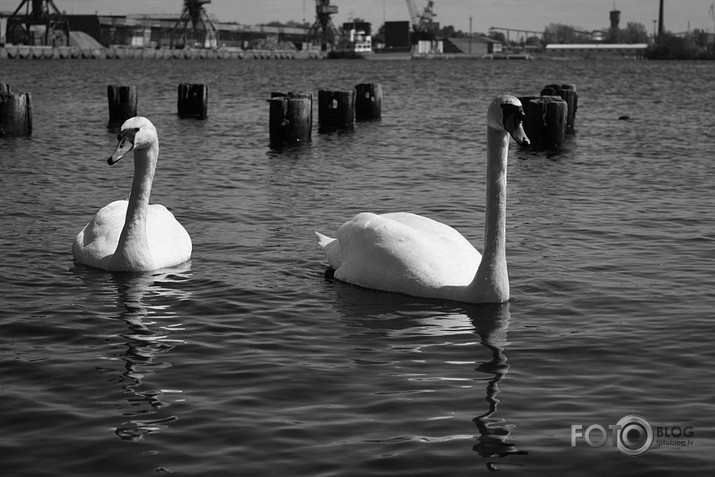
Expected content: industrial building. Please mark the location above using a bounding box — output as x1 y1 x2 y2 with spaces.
0 0 310 52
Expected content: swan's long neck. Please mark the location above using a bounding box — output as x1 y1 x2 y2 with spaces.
468 126 509 302
112 142 158 271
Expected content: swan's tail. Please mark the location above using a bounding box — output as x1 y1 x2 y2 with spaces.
315 231 334 250
314 231 342 268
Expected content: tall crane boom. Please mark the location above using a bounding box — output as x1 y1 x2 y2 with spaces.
406 0 420 26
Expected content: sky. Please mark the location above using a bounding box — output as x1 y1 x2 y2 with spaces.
2 1 714 37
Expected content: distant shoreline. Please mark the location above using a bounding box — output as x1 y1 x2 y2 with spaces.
2 45 711 61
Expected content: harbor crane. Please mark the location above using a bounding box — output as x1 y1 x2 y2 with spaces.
406 0 437 34
406 0 439 51
306 0 340 51
4 0 70 46
171 0 218 49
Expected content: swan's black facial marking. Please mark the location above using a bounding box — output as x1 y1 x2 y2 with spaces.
120 127 140 141
501 102 530 146
108 127 139 165
501 103 526 129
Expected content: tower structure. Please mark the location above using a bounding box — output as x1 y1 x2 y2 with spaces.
610 8 621 30
171 0 218 49
306 0 340 51
608 5 621 42
5 0 70 46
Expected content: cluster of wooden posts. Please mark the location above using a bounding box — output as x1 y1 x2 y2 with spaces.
519 84 578 149
0 82 209 137
107 84 209 123
268 83 383 149
2 80 576 151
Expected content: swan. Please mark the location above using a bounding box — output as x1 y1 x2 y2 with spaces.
73 117 192 272
315 95 529 304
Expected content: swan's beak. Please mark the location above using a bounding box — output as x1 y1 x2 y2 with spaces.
508 122 530 147
108 132 135 165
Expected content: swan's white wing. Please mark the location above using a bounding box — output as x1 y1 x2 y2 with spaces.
146 204 192 269
73 200 127 269
323 212 481 296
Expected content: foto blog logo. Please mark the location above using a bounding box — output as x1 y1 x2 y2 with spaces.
571 415 694 456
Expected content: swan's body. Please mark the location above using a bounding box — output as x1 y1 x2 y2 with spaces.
315 95 529 304
73 117 191 272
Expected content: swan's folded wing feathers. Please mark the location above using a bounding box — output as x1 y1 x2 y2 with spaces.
72 200 127 268
332 212 480 293
146 204 192 268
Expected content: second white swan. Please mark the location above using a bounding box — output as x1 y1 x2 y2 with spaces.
315 95 529 304
73 117 192 272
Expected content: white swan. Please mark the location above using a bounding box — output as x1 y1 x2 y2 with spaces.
315 95 530 304
73 117 192 272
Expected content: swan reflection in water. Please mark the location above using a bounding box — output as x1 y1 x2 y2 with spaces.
94 264 192 441
327 287 526 470
402 302 526 468
469 303 527 468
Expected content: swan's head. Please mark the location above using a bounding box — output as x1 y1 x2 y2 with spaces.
488 96 530 147
108 117 158 165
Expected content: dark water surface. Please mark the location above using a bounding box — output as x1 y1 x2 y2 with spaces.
1 58 714 476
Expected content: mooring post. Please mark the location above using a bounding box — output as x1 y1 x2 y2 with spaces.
107 85 137 124
268 92 313 149
0 86 33 137
523 96 568 149
355 83 382 121
540 84 577 133
318 89 355 133
178 83 209 119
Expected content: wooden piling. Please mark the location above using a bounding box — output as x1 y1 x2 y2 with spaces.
0 86 33 137
355 83 382 121
107 85 137 124
540 84 577 133
318 89 355 133
268 92 312 149
178 83 209 119
523 96 568 149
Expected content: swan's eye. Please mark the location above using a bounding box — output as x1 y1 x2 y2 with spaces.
117 134 122 141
